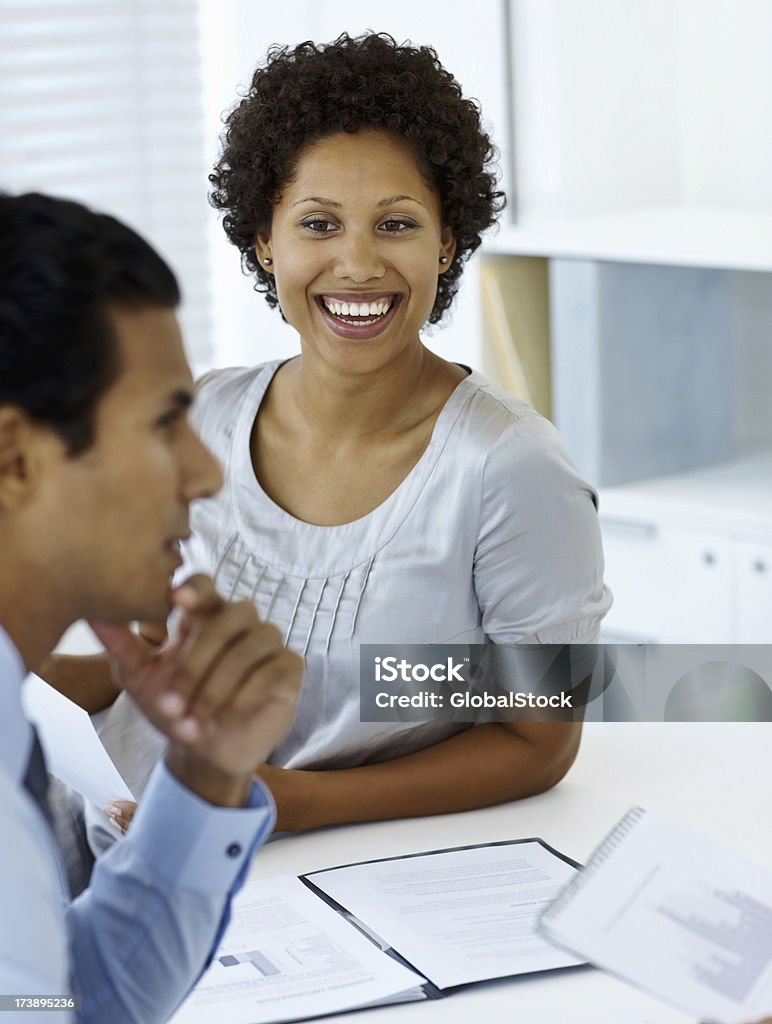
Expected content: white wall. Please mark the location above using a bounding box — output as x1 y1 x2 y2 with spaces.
197 0 510 373
677 0 772 210
510 0 772 220
510 0 682 219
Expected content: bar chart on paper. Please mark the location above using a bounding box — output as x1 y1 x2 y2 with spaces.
658 888 772 1004
218 950 283 976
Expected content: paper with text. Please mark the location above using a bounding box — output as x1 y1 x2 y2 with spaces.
539 808 772 1024
307 840 583 990
169 874 426 1024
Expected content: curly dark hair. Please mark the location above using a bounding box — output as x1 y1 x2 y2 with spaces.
210 32 505 325
0 192 179 455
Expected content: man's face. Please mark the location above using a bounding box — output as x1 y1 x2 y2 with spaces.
35 305 222 624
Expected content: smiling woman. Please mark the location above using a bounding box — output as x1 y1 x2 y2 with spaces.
84 32 612 844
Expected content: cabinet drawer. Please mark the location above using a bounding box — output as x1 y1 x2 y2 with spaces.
600 517 733 642
735 539 772 642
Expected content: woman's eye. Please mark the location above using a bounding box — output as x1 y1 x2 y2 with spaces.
300 218 337 234
380 218 417 233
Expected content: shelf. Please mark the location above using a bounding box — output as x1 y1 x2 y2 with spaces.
599 449 772 539
483 206 772 273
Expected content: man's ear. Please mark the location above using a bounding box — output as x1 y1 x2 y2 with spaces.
0 405 41 511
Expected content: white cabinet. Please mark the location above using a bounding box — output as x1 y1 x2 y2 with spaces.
735 539 772 643
601 519 733 643
598 453 772 644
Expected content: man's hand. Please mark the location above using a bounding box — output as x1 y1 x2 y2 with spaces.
90 575 303 808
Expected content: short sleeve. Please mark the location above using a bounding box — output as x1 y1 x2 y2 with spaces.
474 412 612 644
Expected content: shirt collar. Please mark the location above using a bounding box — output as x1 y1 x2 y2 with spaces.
0 623 34 784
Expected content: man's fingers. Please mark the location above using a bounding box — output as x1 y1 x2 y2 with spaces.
137 621 168 648
170 647 302 764
210 648 304 731
166 601 275 702
181 631 269 725
89 621 151 674
183 619 288 727
170 574 224 616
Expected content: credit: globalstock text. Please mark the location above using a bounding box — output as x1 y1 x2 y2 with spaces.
359 644 772 723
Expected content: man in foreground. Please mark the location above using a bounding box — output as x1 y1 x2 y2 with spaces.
0 192 303 1022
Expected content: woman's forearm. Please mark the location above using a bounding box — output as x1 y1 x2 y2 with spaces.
260 721 582 832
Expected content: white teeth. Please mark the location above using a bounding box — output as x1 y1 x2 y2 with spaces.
323 298 393 319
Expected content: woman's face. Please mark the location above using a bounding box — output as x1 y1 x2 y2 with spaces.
257 129 455 374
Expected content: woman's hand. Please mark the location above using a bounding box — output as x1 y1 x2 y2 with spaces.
105 800 137 836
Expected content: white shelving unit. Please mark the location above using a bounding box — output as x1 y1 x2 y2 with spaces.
480 209 772 643
599 451 772 643
485 207 772 274
487 0 772 639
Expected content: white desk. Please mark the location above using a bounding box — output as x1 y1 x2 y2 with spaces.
247 723 772 1024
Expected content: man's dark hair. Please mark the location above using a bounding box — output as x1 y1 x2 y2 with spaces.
0 192 180 455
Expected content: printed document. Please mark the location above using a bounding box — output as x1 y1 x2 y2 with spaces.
307 839 582 989
172 839 583 1023
169 874 425 1024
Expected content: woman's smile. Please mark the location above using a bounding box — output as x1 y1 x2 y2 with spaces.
315 292 402 339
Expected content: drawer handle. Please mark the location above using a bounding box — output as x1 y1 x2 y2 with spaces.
601 519 658 540
753 559 768 574
702 551 717 566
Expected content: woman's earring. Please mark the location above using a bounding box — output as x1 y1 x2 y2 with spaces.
263 257 273 265
439 256 449 264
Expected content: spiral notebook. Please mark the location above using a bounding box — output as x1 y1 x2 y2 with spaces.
539 807 772 1024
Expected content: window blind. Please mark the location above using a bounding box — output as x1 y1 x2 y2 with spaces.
0 0 212 367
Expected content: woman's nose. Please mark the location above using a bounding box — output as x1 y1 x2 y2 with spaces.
333 232 386 282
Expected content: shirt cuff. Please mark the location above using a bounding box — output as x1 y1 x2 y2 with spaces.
124 761 275 892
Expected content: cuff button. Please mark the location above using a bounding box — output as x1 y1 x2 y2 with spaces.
226 843 242 858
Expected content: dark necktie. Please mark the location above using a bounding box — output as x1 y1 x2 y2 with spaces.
23 728 53 828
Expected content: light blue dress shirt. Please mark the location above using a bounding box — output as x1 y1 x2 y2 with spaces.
0 625 276 1023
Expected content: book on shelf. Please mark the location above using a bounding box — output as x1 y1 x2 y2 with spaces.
479 255 551 419
539 806 772 1024
170 838 584 1024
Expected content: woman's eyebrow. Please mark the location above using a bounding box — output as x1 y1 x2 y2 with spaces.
376 195 425 208
292 196 342 208
291 195 425 209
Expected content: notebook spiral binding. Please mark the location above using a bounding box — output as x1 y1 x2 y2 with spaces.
541 806 647 923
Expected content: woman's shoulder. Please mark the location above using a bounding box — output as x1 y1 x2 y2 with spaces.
455 371 570 464
191 360 281 442
449 370 598 509
194 360 279 404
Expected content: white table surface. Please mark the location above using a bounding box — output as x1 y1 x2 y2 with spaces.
247 722 772 1024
